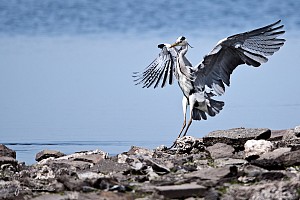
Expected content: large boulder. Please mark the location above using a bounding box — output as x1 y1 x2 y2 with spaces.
35 150 65 162
203 128 271 149
0 144 16 159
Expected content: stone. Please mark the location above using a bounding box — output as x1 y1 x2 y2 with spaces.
0 144 16 159
155 182 207 199
243 164 267 177
142 158 170 174
184 166 237 181
35 165 55 180
203 128 271 148
282 129 298 140
294 125 300 137
214 158 247 167
206 143 235 159
269 129 290 141
35 150 65 161
273 138 300 149
117 154 128 164
225 180 300 200
175 136 205 154
0 156 18 167
126 146 153 157
250 148 300 170
90 159 130 174
73 154 105 164
244 139 273 160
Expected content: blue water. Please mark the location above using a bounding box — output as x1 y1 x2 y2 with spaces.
0 0 300 164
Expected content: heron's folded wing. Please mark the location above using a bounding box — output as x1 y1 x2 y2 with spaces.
194 20 285 96
133 46 177 88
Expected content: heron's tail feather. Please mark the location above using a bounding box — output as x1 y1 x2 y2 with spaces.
192 99 224 120
207 99 225 117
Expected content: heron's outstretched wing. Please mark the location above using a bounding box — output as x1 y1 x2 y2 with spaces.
133 44 177 88
194 20 285 96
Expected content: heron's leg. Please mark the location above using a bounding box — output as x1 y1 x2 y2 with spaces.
177 96 188 138
169 96 188 149
182 97 194 137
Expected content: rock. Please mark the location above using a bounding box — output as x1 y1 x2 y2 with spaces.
184 166 238 181
35 150 65 161
250 148 300 170
0 144 16 159
244 139 273 160
126 146 153 157
0 156 18 168
3 127 300 199
206 143 235 159
242 164 267 177
73 154 105 164
175 136 205 154
117 154 128 164
273 138 300 149
225 180 300 200
90 159 130 174
35 165 55 180
214 158 247 167
282 129 298 140
155 182 207 199
142 158 170 175
0 180 21 200
294 125 300 137
203 128 271 148
269 129 290 141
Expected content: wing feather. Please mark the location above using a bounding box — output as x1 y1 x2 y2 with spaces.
194 20 285 96
133 45 177 89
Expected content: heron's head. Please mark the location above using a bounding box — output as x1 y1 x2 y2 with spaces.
170 36 187 47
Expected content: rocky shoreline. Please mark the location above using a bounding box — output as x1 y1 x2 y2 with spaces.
1 126 300 200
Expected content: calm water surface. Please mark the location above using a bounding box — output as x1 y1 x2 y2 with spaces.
0 0 299 164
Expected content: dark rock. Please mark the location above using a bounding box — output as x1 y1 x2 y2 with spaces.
273 138 300 149
57 175 88 191
259 171 287 181
35 150 65 161
250 148 300 170
203 128 271 149
0 144 16 159
206 143 235 159
0 156 18 167
155 182 207 199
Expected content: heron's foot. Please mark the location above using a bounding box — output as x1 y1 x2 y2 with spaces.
167 138 180 149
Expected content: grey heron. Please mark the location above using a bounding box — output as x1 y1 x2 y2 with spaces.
133 20 285 146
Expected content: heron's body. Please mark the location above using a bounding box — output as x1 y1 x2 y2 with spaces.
133 20 285 146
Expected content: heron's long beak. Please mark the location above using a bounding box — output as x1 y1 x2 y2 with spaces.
170 42 179 48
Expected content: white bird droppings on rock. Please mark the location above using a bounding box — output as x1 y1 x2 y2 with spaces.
244 140 274 159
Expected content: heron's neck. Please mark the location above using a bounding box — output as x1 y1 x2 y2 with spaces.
179 44 188 58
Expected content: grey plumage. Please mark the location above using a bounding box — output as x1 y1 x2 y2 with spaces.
133 20 285 144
